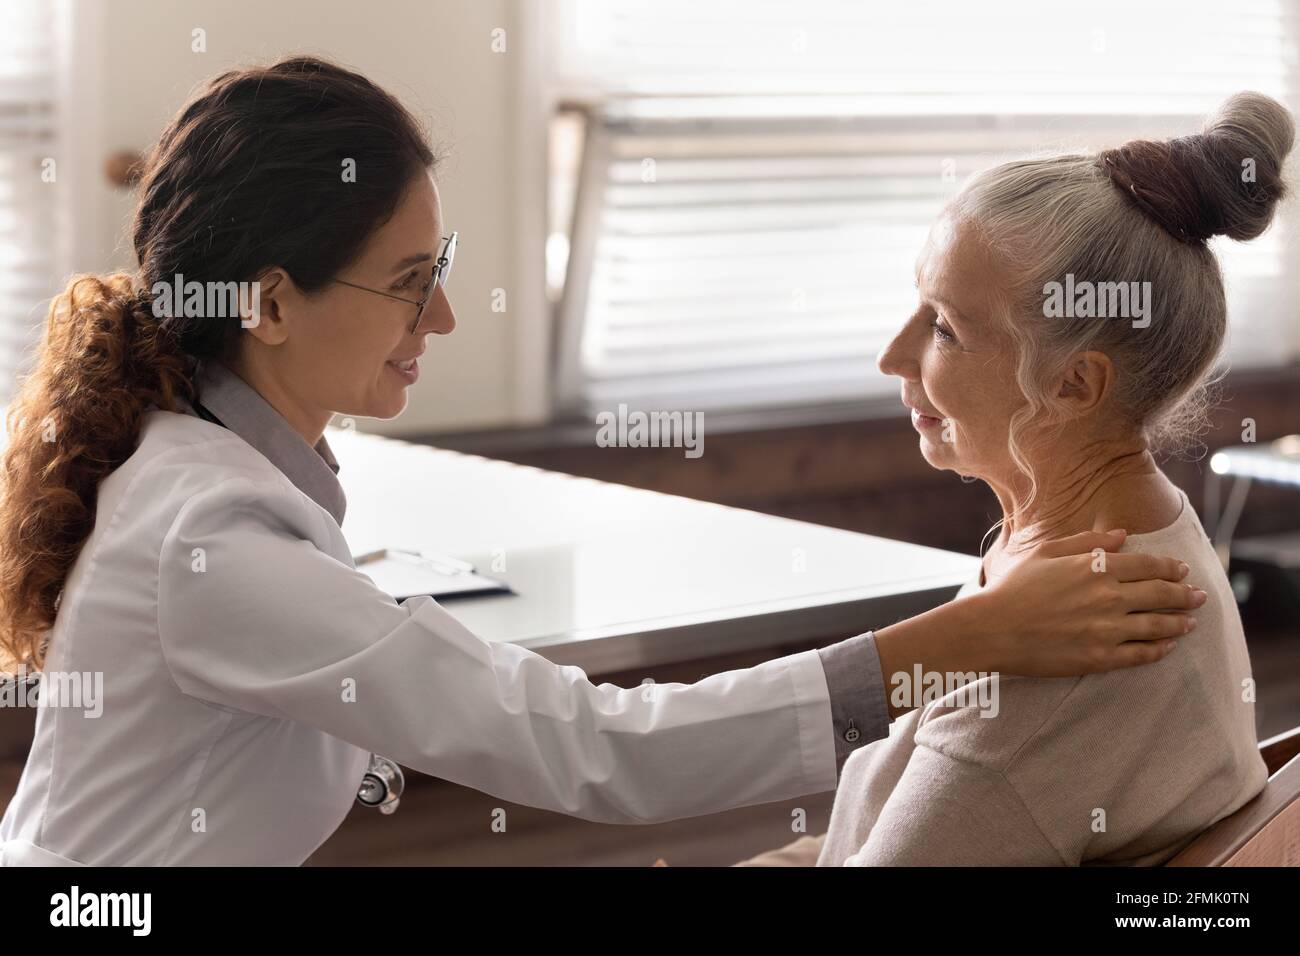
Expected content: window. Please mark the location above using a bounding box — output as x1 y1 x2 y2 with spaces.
547 0 1300 416
0 0 60 402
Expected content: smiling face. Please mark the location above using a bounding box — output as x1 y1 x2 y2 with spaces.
235 171 456 439
877 213 1027 485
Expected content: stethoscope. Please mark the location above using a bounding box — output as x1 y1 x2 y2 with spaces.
356 754 405 814
192 397 408 818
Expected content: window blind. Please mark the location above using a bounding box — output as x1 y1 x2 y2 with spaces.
551 0 1300 416
0 0 59 402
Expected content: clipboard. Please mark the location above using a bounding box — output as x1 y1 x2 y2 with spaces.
354 547 513 602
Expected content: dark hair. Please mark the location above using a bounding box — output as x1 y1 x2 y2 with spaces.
0 55 438 671
1097 91 1293 245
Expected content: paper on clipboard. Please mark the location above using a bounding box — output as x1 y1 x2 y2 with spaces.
354 548 512 602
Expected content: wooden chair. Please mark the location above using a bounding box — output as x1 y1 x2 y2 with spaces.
1166 725 1300 866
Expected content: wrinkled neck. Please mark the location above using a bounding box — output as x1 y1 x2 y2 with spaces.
985 438 1158 552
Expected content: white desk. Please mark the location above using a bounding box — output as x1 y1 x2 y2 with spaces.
330 427 981 673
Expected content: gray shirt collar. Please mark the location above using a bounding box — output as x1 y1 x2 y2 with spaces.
186 359 347 527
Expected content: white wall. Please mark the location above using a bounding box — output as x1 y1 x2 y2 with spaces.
76 0 544 434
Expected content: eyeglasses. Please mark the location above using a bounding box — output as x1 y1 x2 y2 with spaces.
332 232 458 335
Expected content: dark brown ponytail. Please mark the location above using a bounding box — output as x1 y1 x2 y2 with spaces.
0 274 192 671
1 56 438 671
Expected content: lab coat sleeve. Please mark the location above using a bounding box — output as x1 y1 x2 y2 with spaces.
156 477 840 824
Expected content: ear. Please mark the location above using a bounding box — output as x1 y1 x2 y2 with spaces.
240 268 294 346
1055 350 1114 416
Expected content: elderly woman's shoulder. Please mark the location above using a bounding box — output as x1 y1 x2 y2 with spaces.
912 673 1081 773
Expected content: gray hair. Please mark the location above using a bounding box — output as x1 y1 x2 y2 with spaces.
948 92 1294 514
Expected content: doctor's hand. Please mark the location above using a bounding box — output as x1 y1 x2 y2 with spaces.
958 529 1203 677
871 530 1202 711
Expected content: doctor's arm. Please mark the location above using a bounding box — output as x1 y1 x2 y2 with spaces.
821 528 1199 732
158 478 845 825
158 483 1198 825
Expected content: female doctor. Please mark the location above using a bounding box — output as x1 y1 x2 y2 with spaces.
0 57 1202 866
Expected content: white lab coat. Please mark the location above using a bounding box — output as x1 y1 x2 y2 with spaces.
0 408 838 865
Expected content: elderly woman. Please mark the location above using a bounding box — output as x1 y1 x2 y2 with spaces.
740 91 1293 867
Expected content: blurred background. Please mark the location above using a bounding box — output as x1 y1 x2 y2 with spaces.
2 0 1298 864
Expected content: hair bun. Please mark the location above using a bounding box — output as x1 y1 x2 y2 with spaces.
1098 91 1295 244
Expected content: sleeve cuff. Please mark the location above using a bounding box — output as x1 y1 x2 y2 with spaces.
816 630 890 763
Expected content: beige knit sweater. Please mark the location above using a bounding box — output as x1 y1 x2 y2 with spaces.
741 489 1268 866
